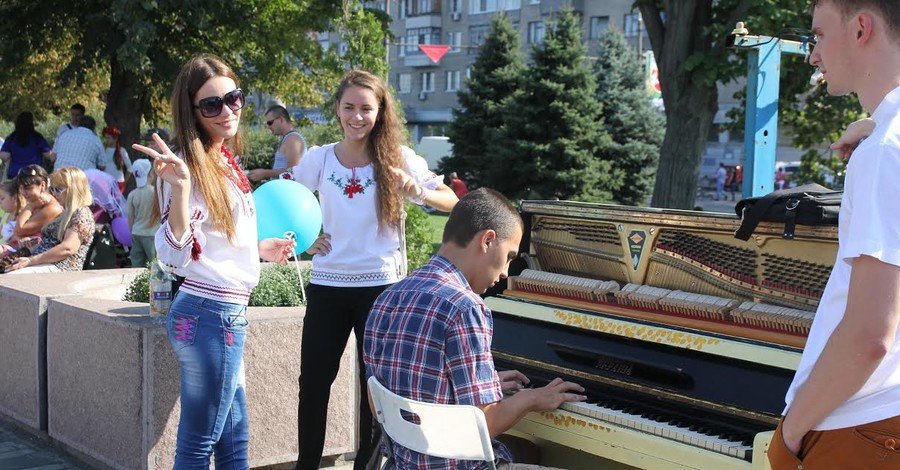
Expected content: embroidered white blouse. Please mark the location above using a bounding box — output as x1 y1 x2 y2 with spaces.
290 143 442 287
154 155 259 305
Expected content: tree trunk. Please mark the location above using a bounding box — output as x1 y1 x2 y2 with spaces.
639 1 723 209
104 57 148 151
650 85 718 208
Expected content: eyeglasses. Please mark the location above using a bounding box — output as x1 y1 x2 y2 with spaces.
265 117 278 126
193 88 244 118
48 186 67 196
17 167 37 177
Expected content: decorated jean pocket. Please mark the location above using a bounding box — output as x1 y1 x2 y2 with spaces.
168 313 199 351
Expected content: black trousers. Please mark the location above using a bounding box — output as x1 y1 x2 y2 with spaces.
295 283 389 470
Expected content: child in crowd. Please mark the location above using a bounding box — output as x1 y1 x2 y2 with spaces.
0 179 25 256
0 180 22 243
125 159 159 267
101 126 132 193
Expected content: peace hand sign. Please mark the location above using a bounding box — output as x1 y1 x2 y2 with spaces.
131 133 191 189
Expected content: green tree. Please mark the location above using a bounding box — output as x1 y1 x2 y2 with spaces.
782 87 863 188
444 14 524 189
636 0 815 208
491 9 613 201
0 0 346 147
594 30 664 206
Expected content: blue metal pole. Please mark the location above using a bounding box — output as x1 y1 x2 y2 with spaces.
733 33 814 198
742 40 780 197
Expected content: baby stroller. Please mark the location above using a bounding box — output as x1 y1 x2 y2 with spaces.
85 169 130 268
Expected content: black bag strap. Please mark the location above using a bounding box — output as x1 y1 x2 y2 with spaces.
735 189 784 241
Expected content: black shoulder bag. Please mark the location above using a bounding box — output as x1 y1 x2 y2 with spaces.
734 183 841 241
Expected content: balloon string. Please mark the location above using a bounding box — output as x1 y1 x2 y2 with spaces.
283 230 306 305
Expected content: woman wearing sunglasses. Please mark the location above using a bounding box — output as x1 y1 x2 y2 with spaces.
131 54 295 469
4 167 94 274
289 70 458 470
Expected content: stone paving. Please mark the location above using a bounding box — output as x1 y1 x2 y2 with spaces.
0 422 87 470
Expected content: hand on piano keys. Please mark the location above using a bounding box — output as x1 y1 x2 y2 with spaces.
498 369 530 394
520 377 587 412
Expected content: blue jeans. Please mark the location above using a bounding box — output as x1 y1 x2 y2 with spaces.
167 292 250 469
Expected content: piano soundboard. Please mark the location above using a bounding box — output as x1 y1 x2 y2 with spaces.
488 200 838 470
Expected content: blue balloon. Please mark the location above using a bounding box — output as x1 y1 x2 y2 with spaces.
253 179 322 254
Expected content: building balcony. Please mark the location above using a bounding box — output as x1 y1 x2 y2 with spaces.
540 0 583 15
405 14 442 29
403 52 441 68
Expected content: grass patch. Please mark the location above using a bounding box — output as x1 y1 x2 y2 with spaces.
426 212 449 254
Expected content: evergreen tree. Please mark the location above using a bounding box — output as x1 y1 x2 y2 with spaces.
444 14 524 188
491 9 613 201
594 30 665 206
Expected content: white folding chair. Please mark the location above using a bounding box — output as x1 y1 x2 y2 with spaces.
368 376 497 470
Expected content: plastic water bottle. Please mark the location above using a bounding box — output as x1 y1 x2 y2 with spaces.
149 260 174 320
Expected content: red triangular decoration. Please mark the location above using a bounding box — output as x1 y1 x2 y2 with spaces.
418 45 450 64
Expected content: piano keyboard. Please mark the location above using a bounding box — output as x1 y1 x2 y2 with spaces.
519 376 757 461
560 401 752 460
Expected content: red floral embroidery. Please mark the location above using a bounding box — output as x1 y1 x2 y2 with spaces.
222 145 251 194
344 178 365 198
328 167 374 199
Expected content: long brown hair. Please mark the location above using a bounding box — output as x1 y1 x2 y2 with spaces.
335 70 405 230
155 54 244 242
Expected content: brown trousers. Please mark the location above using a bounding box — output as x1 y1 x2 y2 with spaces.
768 415 900 469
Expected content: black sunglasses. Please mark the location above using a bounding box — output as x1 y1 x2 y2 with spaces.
266 118 278 126
194 88 244 118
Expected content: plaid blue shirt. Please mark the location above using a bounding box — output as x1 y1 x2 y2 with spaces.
364 255 513 470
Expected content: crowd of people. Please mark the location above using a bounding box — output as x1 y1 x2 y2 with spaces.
0 105 165 270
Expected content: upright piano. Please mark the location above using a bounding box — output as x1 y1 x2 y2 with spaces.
487 200 838 470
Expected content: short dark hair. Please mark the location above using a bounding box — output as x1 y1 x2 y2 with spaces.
80 115 97 132
145 127 171 143
265 105 290 120
71 103 86 113
442 188 523 247
812 1 900 40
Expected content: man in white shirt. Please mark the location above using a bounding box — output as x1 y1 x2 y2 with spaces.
49 115 105 172
56 103 85 138
768 1 900 469
247 105 306 182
